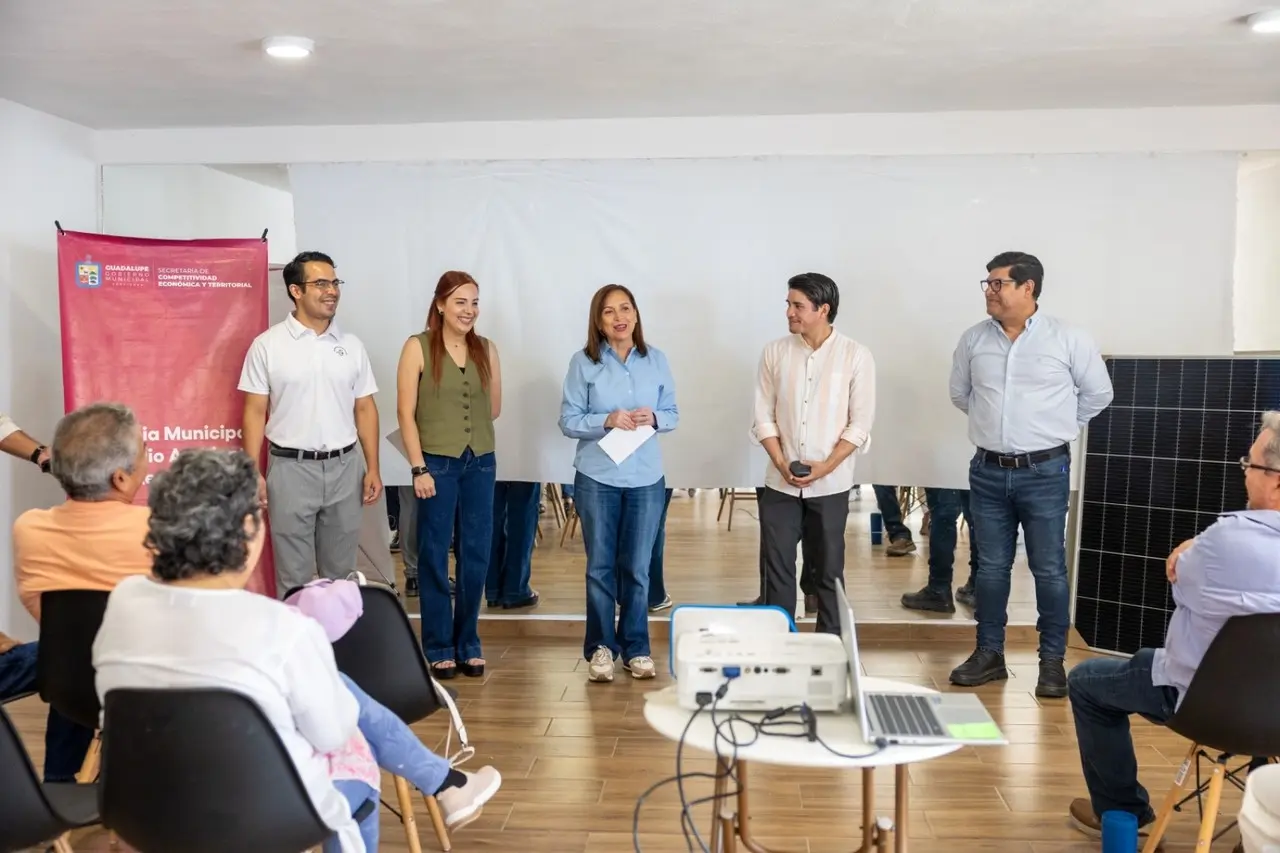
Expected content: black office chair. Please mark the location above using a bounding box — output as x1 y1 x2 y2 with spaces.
37 590 110 783
0 704 99 853
1141 613 1280 853
332 584 472 852
99 687 361 853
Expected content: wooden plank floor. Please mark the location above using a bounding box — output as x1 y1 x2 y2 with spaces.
405 487 1041 624
8 635 1244 851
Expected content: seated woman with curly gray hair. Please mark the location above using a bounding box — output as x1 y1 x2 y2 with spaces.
91 448 501 853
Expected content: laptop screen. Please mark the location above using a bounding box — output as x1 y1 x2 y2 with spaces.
835 579 873 744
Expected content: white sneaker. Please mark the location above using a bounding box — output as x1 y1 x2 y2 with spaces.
588 646 615 682
624 656 656 679
436 765 502 830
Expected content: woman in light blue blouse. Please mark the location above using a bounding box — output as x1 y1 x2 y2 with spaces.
559 284 678 684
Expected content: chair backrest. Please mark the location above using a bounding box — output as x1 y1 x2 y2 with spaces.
1168 612 1280 757
331 585 441 725
100 688 334 853
0 705 74 852
37 589 110 730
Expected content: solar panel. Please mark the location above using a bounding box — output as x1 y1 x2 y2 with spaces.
1074 357 1280 654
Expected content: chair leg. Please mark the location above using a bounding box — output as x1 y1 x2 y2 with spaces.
423 794 452 851
1142 742 1198 853
717 489 729 521
1194 757 1228 850
727 491 736 531
394 774 424 853
76 734 101 783
53 833 73 853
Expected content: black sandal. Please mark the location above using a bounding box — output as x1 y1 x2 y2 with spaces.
458 659 485 678
431 661 458 680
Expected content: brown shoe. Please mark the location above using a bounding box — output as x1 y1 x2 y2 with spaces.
804 594 818 616
1068 799 1161 847
885 537 917 557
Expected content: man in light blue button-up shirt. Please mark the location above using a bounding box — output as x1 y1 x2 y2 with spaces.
946 251 1114 699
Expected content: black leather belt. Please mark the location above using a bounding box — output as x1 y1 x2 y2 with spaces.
978 444 1069 469
268 441 356 461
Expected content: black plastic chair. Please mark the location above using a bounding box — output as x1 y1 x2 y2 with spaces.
37 590 110 783
99 688 342 853
0 704 99 853
332 584 462 852
1142 613 1280 852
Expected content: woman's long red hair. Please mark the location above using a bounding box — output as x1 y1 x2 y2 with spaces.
425 271 492 390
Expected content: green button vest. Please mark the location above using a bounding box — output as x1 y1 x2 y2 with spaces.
413 333 496 458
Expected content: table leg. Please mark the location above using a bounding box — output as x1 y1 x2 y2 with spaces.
710 757 729 853
861 767 875 851
894 764 909 853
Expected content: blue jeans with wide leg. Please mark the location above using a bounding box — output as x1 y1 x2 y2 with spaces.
417 449 496 663
968 450 1072 659
574 472 667 662
486 481 541 606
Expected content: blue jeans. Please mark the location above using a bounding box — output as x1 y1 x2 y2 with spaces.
486 481 541 606
574 472 667 661
418 449 496 663
872 485 911 541
1067 649 1176 821
618 488 672 607
339 673 450 794
968 450 1071 658
923 488 978 590
0 642 94 782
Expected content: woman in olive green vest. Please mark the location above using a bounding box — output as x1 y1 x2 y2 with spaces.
395 271 502 678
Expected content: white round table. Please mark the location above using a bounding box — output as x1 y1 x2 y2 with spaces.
642 677 962 853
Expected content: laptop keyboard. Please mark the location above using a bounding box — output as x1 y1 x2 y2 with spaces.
869 693 947 738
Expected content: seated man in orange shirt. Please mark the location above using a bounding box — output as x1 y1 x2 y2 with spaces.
12 401 152 781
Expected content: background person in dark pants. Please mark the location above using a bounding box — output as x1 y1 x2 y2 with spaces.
948 251 1113 697
751 273 876 634
872 484 916 556
901 488 977 613
487 481 541 609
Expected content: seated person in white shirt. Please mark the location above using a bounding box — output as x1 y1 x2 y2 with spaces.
92 449 501 853
1066 412 1280 841
751 272 876 633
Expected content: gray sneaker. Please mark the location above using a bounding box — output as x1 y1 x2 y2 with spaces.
436 765 502 830
588 646 615 682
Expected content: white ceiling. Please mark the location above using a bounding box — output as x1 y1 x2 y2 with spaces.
1 0 1278 129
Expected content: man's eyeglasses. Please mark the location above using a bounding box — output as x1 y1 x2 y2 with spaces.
302 279 343 291
979 278 1021 293
1239 456 1280 475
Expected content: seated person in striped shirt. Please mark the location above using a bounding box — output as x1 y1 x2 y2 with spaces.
750 272 877 634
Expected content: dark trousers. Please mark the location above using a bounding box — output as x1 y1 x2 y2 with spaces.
758 486 850 634
0 642 94 782
486 481 540 606
872 484 911 542
923 487 978 590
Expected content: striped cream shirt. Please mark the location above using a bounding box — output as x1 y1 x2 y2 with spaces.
751 329 876 498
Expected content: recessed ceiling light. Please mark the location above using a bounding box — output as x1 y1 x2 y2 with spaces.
1247 10 1280 33
262 36 315 59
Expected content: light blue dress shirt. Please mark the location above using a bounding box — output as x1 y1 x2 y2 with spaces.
558 344 679 489
949 312 1114 454
1152 510 1280 704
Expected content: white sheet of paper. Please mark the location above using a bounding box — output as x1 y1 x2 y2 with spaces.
598 425 656 465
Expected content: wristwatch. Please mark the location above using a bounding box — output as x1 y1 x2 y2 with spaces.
411 466 429 478
30 445 50 473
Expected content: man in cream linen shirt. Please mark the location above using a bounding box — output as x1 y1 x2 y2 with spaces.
752 273 876 634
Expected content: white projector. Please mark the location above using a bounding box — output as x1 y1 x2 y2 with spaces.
674 631 849 712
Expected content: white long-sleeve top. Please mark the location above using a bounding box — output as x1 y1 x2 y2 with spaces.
93 575 366 852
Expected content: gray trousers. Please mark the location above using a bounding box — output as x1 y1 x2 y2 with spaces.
266 450 364 598
398 484 419 577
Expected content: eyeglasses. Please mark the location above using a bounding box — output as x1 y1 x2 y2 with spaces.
979 278 1022 293
302 279 343 291
1239 456 1280 475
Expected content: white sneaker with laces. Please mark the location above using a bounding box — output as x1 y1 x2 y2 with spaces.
588 646 615 682
624 656 656 679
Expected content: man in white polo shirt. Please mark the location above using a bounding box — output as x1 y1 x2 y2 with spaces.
239 251 383 597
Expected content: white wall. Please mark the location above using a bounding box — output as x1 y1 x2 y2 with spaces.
92 105 1280 164
0 99 98 638
1234 152 1280 353
101 165 296 265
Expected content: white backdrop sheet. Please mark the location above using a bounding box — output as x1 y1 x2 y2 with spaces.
289 154 1237 488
